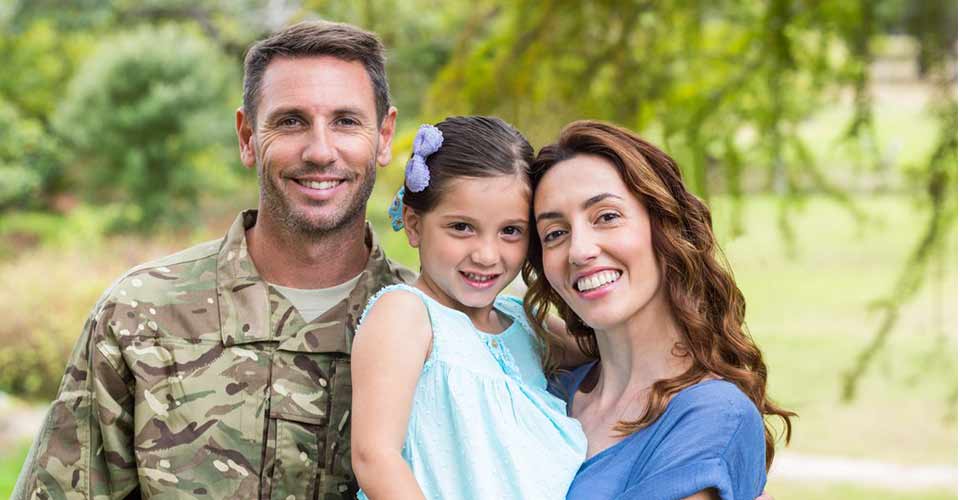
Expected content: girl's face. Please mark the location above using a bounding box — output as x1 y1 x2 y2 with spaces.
404 174 531 314
534 154 664 332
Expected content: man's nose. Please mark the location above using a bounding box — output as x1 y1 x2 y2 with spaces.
302 124 336 166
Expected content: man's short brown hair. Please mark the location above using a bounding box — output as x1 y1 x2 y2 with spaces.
242 20 391 127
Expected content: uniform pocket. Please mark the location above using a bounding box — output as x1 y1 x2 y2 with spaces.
32 393 91 497
269 418 321 500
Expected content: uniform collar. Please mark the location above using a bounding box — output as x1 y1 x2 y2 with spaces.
216 210 404 351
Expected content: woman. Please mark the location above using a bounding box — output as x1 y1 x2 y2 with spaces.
523 121 794 500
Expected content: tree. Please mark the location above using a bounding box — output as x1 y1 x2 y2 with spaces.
54 23 237 229
424 0 957 401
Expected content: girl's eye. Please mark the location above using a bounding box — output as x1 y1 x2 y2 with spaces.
451 222 472 232
502 226 524 236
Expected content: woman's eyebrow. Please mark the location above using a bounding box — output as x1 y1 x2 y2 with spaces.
535 193 623 223
583 193 623 209
535 211 562 223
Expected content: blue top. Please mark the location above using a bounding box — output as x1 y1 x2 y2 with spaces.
558 362 766 500
357 284 587 500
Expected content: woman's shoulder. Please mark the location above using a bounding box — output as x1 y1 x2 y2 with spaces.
672 380 762 423
660 380 765 456
613 380 767 500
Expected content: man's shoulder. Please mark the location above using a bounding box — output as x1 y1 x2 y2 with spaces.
369 255 417 288
97 238 223 309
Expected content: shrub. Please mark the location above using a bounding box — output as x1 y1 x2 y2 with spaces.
54 23 237 230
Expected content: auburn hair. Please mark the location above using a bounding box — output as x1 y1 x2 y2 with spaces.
522 120 794 469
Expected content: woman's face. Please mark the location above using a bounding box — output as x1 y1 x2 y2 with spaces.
534 154 664 332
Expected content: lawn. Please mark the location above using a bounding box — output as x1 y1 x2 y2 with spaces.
1 441 29 497
712 194 957 467
767 479 955 500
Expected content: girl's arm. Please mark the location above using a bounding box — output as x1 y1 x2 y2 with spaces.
351 291 433 500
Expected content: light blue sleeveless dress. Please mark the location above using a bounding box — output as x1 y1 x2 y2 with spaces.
357 284 587 500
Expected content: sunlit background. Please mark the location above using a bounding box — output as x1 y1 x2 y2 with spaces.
0 1 956 498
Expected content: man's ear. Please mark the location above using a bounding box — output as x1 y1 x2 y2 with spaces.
402 205 422 247
236 107 256 168
376 106 398 167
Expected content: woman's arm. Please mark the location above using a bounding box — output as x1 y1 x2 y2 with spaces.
681 490 772 500
681 490 720 500
351 291 433 500
543 315 594 368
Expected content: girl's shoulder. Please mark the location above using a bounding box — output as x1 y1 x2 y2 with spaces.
359 283 432 331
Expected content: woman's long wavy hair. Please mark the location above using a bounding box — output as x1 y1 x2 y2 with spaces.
522 120 794 469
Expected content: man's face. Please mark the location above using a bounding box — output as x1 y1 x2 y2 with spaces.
237 56 396 235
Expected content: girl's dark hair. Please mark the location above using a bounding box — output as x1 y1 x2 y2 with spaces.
522 120 794 470
402 116 534 213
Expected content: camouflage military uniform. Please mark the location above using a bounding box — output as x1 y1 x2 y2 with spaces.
14 210 415 500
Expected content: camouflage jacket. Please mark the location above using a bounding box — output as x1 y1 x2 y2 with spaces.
14 210 415 500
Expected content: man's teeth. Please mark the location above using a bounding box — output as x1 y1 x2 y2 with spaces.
577 270 621 292
299 180 340 189
464 272 496 282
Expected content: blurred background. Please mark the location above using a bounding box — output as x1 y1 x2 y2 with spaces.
0 1 955 498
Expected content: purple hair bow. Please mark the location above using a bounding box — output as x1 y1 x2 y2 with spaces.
405 124 443 192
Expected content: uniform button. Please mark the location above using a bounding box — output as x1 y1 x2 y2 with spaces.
319 378 327 387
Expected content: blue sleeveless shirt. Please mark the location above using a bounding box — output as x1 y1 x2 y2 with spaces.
357 284 587 500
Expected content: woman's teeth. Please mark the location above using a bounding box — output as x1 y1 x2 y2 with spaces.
576 270 621 292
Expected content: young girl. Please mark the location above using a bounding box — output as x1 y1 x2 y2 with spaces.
351 116 587 499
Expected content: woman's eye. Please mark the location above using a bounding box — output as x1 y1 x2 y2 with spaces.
597 212 621 223
543 229 566 243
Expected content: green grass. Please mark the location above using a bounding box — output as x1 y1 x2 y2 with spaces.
711 194 957 466
0 441 29 498
767 479 955 500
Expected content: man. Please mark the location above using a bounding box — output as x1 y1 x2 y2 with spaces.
14 21 413 499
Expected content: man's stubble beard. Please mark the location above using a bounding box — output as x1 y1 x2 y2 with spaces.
257 157 377 239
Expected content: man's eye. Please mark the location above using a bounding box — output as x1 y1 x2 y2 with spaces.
278 117 302 127
336 117 361 127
